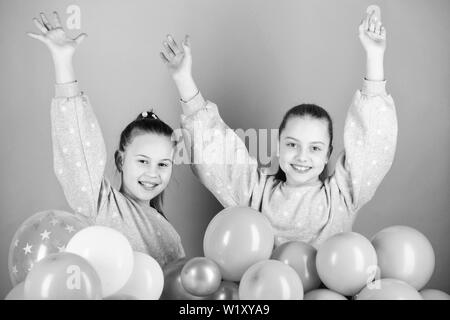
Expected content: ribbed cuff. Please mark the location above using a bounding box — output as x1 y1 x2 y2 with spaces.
361 79 387 96
55 81 80 98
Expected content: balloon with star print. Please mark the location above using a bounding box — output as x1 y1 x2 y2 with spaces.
8 210 91 286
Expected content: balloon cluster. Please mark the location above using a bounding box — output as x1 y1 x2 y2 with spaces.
5 210 164 300
5 207 449 300
162 207 449 300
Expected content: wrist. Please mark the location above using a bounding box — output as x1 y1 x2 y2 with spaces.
366 50 385 62
172 72 193 84
53 57 76 84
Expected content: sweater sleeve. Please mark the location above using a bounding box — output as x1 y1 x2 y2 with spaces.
179 93 265 207
329 79 398 214
51 81 108 219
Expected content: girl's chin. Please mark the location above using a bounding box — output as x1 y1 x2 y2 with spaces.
286 174 320 186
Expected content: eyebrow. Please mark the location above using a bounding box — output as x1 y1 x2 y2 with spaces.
284 137 326 145
135 154 173 163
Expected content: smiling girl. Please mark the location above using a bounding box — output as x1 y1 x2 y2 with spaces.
28 12 185 266
161 9 398 247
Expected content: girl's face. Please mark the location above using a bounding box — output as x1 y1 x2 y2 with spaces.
278 116 330 187
120 133 174 206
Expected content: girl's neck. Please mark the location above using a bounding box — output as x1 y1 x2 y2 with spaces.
119 184 150 208
283 177 322 189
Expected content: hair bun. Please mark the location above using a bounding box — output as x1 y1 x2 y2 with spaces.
137 110 159 121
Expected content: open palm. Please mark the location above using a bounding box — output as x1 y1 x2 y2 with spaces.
27 12 87 58
160 35 192 79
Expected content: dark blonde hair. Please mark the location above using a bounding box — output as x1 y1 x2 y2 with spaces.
114 111 175 218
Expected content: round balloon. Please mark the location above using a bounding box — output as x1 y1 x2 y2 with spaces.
304 289 347 300
316 232 377 296
371 225 435 290
8 210 91 286
271 241 321 293
420 289 450 300
181 257 222 296
65 226 134 297
207 281 239 300
203 206 274 282
161 258 208 300
24 252 102 300
355 279 423 300
114 252 164 300
239 260 303 300
4 282 25 300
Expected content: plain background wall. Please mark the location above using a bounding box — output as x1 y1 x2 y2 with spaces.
0 0 449 296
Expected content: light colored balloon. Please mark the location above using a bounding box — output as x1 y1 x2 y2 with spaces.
355 279 423 300
161 258 208 300
316 232 377 296
66 226 134 297
371 225 435 290
239 260 303 300
4 282 25 300
8 210 91 286
271 241 321 293
304 289 347 300
24 252 102 300
204 206 274 282
207 281 239 300
420 289 450 300
181 257 222 296
115 252 164 300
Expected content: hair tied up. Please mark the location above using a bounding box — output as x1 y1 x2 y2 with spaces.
138 110 159 121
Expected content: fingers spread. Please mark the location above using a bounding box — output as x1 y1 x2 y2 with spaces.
53 11 62 28
74 33 87 45
182 34 191 51
40 12 52 30
33 18 47 34
163 41 176 57
26 32 45 42
166 34 181 54
160 52 170 64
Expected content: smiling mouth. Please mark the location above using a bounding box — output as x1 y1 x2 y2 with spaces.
291 164 312 173
138 181 159 191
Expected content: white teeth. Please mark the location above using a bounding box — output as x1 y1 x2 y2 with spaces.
139 181 157 188
292 164 311 172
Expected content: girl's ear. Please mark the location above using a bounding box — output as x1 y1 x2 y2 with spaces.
114 150 123 172
327 145 334 163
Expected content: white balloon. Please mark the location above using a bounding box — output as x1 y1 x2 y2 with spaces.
66 226 134 297
115 252 164 300
5 282 24 300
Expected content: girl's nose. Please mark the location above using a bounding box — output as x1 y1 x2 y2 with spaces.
295 148 308 161
146 165 160 177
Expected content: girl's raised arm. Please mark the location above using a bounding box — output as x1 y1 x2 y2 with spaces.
161 35 265 208
330 8 397 215
28 12 107 220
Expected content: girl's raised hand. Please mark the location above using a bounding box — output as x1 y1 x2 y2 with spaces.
358 9 386 56
27 12 87 60
160 35 192 80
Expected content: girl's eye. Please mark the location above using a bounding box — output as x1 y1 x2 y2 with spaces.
286 142 296 148
138 159 149 164
159 163 169 168
312 146 321 152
